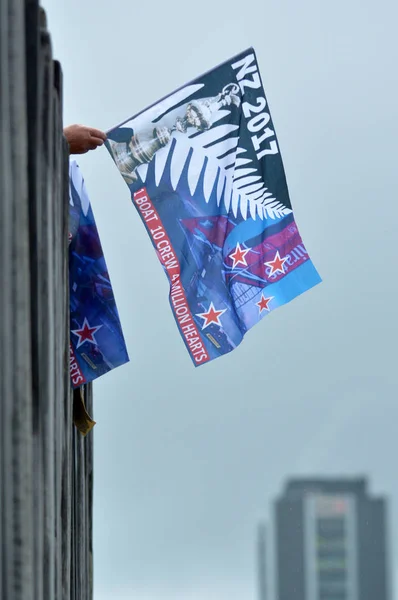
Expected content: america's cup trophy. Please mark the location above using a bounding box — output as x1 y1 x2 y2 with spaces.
107 83 241 184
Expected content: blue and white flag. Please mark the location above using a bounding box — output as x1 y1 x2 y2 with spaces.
105 48 321 366
69 161 129 387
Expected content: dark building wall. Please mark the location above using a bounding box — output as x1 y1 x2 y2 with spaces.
275 497 305 600
357 498 390 600
0 2 93 599
274 479 391 600
285 478 368 498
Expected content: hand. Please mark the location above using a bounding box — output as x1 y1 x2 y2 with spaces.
64 124 107 154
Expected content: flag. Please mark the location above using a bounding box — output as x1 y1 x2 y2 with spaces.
105 48 321 366
69 161 129 387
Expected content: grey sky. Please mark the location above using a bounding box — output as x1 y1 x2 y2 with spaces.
42 0 398 598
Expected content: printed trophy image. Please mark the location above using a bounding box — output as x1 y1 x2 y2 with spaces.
107 84 241 184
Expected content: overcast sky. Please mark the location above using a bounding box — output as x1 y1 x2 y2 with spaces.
42 1 398 598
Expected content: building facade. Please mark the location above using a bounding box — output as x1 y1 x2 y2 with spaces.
263 478 391 600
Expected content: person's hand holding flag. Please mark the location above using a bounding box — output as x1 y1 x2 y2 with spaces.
64 124 106 154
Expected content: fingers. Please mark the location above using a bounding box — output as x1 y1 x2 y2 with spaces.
88 128 106 151
90 136 105 148
88 127 107 141
88 139 101 151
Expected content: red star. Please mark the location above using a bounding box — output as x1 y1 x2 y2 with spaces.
264 251 287 277
256 294 274 313
71 317 102 349
229 242 250 270
196 302 227 330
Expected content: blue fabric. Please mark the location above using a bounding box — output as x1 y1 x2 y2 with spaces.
69 161 129 387
106 48 321 366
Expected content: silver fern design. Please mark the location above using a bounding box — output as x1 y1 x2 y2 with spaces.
120 83 292 220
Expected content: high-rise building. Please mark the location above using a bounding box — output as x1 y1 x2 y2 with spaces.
259 477 392 600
